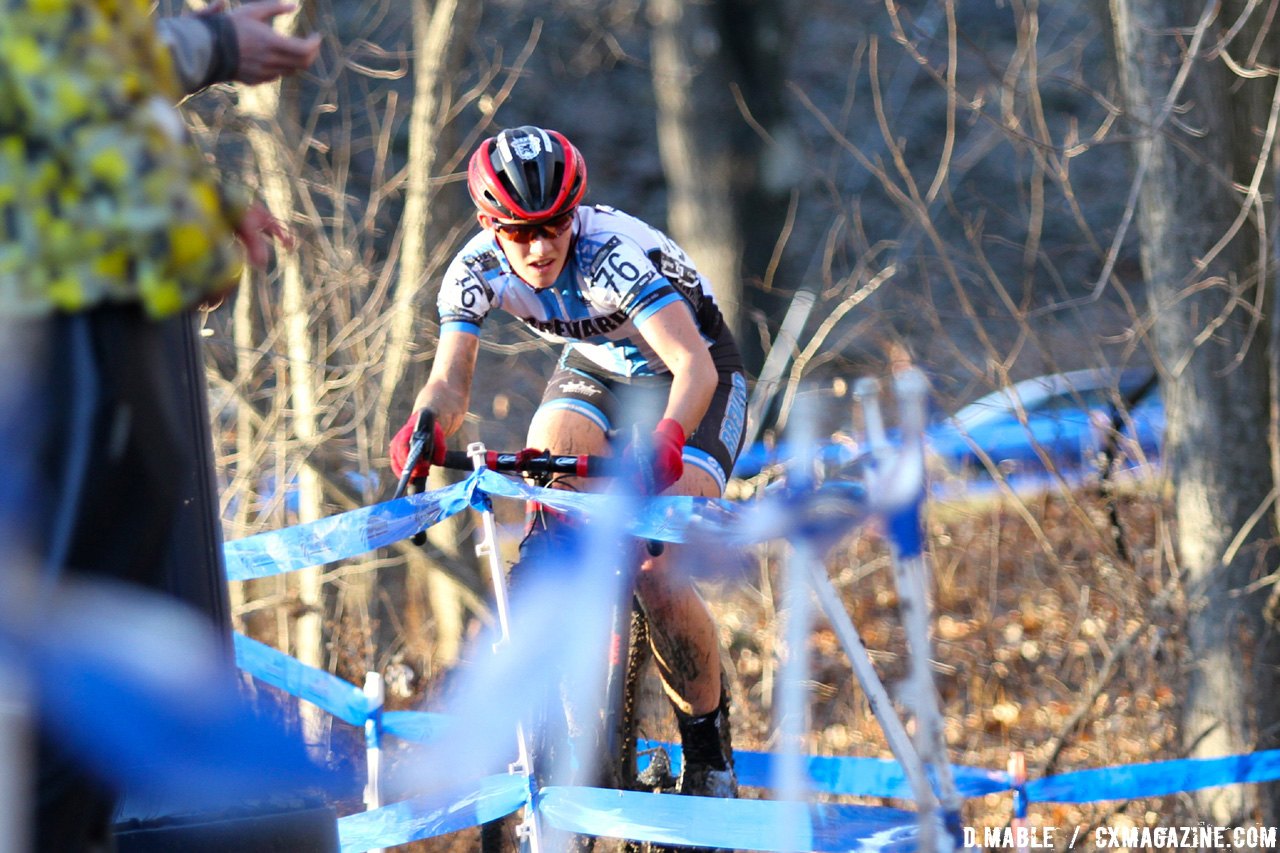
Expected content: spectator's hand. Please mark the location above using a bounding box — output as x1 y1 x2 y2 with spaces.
390 410 447 480
235 202 293 269
214 1 321 85
201 203 291 307
627 418 685 495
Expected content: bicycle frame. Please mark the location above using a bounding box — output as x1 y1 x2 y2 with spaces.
447 441 648 853
391 425 695 851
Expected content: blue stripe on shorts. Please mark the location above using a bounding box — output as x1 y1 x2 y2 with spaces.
683 446 727 493
538 398 611 433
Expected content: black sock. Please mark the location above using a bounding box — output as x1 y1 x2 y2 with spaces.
677 707 728 770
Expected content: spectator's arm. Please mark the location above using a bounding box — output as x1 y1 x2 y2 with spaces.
156 1 319 96
224 2 321 85
155 14 238 95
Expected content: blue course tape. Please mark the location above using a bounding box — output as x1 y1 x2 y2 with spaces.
738 749 1007 800
887 499 924 560
334 750 1280 853
381 709 453 743
222 468 880 583
224 481 474 580
229 627 1280 850
1026 750 1280 803
223 467 1280 846
337 773 527 852
233 633 373 728
638 740 1009 800
539 786 921 852
467 468 744 545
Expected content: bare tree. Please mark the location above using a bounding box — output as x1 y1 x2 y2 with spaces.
1110 0 1279 823
649 0 747 341
197 0 552 698
647 0 806 375
229 2 341 757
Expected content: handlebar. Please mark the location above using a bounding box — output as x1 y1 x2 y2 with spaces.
391 419 635 547
441 444 661 556
439 448 608 478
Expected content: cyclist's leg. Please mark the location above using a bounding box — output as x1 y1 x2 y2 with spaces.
516 404 609 569
526 406 611 477
518 358 616 556
635 360 745 800
527 358 615 484
637 358 745 709
529 364 725 716
518 386 617 795
634 467 724 715
633 467 737 799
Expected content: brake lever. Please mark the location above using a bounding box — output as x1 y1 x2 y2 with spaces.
392 410 436 545
406 476 428 546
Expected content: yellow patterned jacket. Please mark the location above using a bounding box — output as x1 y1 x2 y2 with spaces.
0 0 247 319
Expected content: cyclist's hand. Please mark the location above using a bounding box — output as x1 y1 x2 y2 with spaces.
513 447 546 467
629 418 685 495
390 409 446 479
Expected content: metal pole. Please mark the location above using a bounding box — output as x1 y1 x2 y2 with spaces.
776 537 814 852
879 372 961 850
806 563 938 811
362 671 386 853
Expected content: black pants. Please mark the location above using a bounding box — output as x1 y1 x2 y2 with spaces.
0 304 229 852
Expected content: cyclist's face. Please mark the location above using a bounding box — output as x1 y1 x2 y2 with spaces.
483 215 574 289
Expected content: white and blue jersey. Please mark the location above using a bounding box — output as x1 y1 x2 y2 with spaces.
438 205 728 378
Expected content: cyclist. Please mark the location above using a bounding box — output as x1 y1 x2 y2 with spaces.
389 125 746 798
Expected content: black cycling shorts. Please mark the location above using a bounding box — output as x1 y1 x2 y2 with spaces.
536 333 748 492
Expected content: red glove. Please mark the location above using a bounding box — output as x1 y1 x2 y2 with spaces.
390 410 447 479
644 418 686 494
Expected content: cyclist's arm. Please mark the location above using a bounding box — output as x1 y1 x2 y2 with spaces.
412 329 479 438
637 302 717 436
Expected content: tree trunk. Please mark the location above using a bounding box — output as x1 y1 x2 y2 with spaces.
649 0 747 342
226 268 254 631
1111 0 1279 823
238 6 328 754
712 0 805 374
375 0 481 671
377 0 465 433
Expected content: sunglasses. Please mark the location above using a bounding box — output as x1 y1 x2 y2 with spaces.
487 210 576 244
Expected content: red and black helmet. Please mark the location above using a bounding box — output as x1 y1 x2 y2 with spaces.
467 126 588 222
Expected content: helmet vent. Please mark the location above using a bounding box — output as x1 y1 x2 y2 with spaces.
522 161 546 209
550 162 565 205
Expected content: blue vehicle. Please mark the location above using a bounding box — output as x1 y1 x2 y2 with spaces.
925 368 1163 486
731 368 1163 491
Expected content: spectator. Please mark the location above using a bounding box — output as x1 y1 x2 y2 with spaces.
0 1 319 849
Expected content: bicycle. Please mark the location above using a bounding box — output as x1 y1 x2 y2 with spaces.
393 412 732 853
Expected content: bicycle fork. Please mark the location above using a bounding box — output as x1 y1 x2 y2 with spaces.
465 443 546 853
